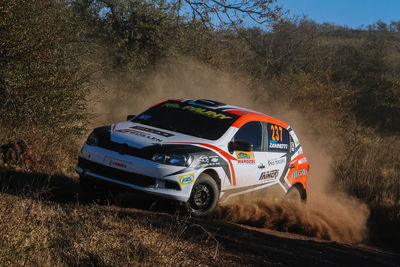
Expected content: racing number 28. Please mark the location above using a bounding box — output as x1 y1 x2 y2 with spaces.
270 125 283 142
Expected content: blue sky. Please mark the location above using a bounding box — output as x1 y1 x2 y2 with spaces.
276 0 400 28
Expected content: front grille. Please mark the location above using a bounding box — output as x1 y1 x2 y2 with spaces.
98 141 154 159
77 157 180 190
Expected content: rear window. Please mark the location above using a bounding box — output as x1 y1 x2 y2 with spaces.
132 100 239 140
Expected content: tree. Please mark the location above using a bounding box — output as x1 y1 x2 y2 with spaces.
0 0 94 137
71 0 178 70
72 0 284 30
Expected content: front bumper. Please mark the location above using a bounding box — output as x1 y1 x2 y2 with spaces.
76 144 195 202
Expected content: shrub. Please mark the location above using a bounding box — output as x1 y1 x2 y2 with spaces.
0 0 93 138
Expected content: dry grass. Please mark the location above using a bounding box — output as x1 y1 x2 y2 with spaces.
0 127 81 176
0 193 224 266
334 129 400 205
328 127 400 247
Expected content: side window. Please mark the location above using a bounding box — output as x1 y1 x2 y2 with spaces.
266 123 289 152
232 121 262 151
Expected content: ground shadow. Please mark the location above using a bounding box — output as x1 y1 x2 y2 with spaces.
0 167 183 214
0 167 80 203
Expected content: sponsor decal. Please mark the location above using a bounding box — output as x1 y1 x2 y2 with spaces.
163 103 232 120
291 168 307 179
131 125 174 137
105 157 128 169
210 157 219 163
267 158 285 166
259 169 279 181
116 129 163 143
236 152 255 164
197 155 220 168
269 142 289 150
298 157 308 165
236 152 251 159
179 173 195 185
163 103 180 109
199 155 209 164
182 105 232 120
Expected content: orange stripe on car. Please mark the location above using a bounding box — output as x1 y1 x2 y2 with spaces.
224 109 261 116
231 114 289 129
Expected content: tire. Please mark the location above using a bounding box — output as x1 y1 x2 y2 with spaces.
284 185 303 203
185 173 219 217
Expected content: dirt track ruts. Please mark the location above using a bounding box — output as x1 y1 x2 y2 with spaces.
1 167 399 266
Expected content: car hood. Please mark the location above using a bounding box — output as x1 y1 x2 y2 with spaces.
110 121 214 149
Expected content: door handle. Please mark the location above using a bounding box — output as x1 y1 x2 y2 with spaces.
289 165 295 169
258 163 265 169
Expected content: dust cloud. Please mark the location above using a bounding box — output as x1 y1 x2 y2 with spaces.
215 139 369 243
93 59 369 243
90 58 255 125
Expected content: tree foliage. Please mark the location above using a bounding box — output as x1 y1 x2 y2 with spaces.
0 0 94 137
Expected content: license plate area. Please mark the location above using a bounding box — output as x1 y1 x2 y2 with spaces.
103 156 130 171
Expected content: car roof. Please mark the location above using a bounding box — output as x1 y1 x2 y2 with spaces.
163 99 290 129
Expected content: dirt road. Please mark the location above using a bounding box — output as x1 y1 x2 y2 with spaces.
116 205 399 266
1 168 399 266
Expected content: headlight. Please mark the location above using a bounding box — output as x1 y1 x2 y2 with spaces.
86 131 99 146
86 126 111 146
152 153 193 167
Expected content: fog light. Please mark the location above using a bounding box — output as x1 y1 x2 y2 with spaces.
155 179 165 189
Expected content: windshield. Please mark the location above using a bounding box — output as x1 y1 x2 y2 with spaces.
132 100 239 140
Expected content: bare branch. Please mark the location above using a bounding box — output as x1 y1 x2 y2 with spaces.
181 0 283 28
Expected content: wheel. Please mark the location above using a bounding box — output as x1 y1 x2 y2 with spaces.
185 173 219 217
284 185 304 203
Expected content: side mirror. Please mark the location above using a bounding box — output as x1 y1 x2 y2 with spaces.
228 140 253 153
127 115 136 120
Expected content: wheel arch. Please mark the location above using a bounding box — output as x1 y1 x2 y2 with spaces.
291 182 307 201
201 168 221 191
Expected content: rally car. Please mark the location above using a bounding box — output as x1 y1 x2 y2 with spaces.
76 99 309 216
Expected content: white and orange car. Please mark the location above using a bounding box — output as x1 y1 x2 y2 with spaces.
76 99 309 216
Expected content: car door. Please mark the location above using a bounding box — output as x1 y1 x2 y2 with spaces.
261 122 291 188
230 121 266 188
